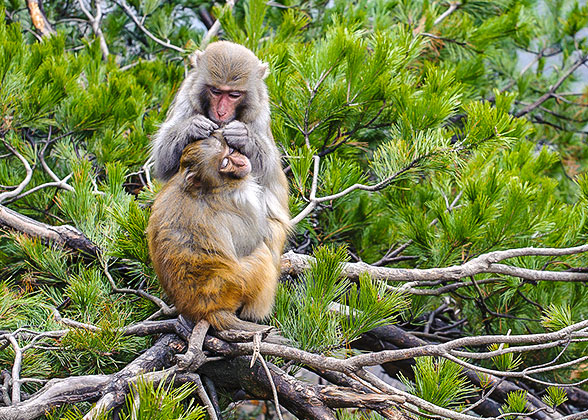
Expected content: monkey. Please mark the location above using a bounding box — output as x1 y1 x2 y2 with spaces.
147 132 279 330
151 41 290 269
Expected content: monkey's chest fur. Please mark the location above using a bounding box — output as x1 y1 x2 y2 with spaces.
147 178 278 329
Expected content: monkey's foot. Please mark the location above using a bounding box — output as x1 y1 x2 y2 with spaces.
177 319 210 371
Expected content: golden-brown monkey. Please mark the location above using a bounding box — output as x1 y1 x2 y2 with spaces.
151 41 289 269
147 133 279 330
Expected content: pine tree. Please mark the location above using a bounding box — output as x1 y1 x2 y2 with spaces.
1 0 587 419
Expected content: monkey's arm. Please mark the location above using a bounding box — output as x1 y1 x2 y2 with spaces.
223 121 289 202
153 114 219 181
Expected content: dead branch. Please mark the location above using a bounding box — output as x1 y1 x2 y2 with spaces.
201 1 235 48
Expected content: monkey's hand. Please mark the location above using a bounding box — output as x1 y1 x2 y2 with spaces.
189 114 219 140
223 120 251 154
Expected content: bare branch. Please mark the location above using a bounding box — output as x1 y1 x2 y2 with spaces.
114 0 186 53
434 2 462 25
0 142 33 204
281 244 588 282
515 54 588 117
77 0 109 60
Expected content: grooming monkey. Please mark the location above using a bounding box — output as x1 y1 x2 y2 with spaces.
147 133 279 330
151 42 290 270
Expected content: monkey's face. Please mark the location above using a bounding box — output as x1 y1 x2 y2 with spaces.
180 135 251 189
207 85 245 124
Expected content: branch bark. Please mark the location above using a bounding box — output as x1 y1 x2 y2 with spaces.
25 0 55 37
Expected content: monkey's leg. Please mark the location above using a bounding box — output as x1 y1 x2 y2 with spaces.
177 319 210 371
239 244 279 321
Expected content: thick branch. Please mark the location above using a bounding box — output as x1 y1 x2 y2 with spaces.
0 204 98 257
26 0 55 37
0 334 183 420
281 245 588 282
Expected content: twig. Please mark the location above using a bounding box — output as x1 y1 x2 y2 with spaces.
252 333 284 420
434 2 461 25
102 260 175 315
515 54 588 117
114 0 186 53
0 141 33 204
77 0 109 60
192 374 218 420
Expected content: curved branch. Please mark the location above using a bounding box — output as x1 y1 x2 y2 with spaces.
114 0 186 53
281 244 588 282
0 142 33 204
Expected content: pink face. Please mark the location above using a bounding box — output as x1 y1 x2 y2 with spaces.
208 86 245 124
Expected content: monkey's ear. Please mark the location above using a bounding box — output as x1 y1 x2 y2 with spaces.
258 62 269 79
185 172 201 187
190 51 204 68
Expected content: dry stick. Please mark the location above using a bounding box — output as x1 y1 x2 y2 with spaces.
77 0 109 60
5 335 22 404
251 333 284 420
114 0 185 53
192 374 218 420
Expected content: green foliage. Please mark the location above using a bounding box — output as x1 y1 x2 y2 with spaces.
488 343 523 371
273 246 408 352
542 386 568 408
500 390 529 419
1 0 588 416
400 357 475 412
120 376 205 420
541 304 575 331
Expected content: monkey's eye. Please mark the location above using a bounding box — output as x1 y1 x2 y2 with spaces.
229 92 242 99
209 87 222 96
221 157 229 169
228 147 235 155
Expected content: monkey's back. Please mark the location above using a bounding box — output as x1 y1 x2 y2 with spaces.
147 176 276 329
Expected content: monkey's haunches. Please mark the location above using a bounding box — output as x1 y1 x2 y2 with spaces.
147 133 281 331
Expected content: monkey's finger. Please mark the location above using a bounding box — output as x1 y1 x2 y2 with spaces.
223 127 248 138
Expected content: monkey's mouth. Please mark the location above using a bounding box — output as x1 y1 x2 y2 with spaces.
220 148 237 169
